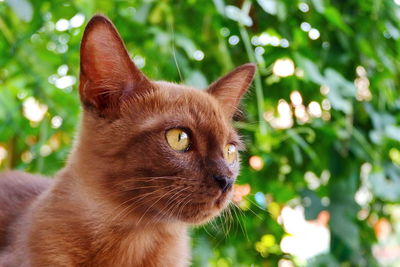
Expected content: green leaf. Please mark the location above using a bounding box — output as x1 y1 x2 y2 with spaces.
369 169 400 202
294 54 325 85
256 0 278 15
5 0 33 22
311 0 325 13
185 71 208 89
225 5 253 26
323 7 353 35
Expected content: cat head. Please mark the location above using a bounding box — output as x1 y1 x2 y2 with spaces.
76 15 255 225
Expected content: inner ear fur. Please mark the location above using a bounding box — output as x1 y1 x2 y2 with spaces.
207 63 256 119
79 15 152 117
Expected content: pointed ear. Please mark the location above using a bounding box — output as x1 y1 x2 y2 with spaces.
79 15 152 117
207 63 256 118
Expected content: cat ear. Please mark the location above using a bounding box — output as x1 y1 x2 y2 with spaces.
79 15 152 117
207 63 256 118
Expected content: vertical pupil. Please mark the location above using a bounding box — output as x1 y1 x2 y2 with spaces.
178 131 187 142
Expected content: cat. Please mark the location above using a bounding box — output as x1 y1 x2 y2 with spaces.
0 15 255 267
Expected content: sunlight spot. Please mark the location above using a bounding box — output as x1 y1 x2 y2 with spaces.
295 68 304 78
278 259 295 267
322 111 331 121
23 97 48 122
233 184 251 203
294 105 309 123
70 13 85 28
321 170 331 185
305 171 320 190
278 99 291 115
133 55 145 68
57 64 68 76
228 35 240 45
321 197 330 206
290 91 303 107
55 75 76 89
394 0 400 6
251 36 259 45
308 29 320 40
0 146 7 160
249 155 264 171
40 145 52 157
308 101 322 117
51 116 63 128
220 27 230 37
355 66 372 101
357 208 369 220
258 33 271 45
298 3 309 12
300 22 311 32
58 34 69 44
273 58 295 77
21 151 33 163
55 19 70 31
355 185 373 207
193 50 204 61
356 65 367 76
320 85 330 95
265 100 294 129
280 38 290 48
280 206 330 260
255 46 265 55
322 99 331 110
56 44 68 54
270 36 280 46
48 74 57 84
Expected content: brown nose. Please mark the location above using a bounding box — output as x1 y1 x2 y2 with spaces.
213 175 233 193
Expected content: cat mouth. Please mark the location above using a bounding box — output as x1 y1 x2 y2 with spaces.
213 189 232 209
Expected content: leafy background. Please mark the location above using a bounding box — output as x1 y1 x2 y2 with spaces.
1 0 400 266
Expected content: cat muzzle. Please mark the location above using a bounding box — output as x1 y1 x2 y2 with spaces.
213 175 233 193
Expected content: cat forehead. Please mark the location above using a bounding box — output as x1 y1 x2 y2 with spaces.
123 81 233 135
152 81 225 119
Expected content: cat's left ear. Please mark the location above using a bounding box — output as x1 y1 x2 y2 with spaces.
207 63 256 119
79 15 152 118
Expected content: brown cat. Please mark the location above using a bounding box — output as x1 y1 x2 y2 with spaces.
0 15 255 267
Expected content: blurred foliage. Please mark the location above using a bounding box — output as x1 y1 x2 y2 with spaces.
1 0 400 266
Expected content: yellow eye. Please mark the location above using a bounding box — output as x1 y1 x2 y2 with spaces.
224 144 238 164
165 128 190 152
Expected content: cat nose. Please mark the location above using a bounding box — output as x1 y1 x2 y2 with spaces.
213 175 233 193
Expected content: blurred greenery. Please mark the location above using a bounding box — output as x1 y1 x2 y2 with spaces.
1 0 400 266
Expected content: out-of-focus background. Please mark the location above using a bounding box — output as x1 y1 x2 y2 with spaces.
1 0 400 266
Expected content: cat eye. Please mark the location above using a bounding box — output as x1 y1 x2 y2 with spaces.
165 128 190 152
224 144 237 164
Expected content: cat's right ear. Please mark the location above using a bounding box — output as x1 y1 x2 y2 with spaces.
79 15 152 118
207 63 256 119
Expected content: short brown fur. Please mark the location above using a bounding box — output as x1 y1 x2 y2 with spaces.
0 15 255 266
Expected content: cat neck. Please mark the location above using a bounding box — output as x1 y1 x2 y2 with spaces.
40 114 191 265
47 166 190 266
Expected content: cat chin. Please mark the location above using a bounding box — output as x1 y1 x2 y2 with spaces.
176 191 233 225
